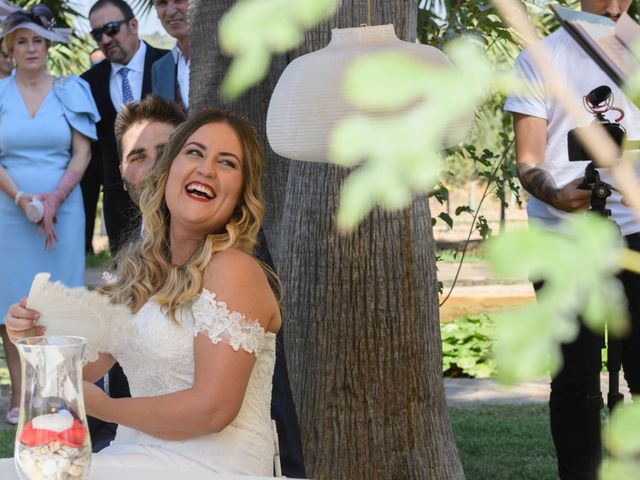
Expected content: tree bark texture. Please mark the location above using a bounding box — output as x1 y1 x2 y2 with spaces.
278 162 464 479
189 1 464 478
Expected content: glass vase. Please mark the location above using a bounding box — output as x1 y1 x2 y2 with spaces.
13 336 92 480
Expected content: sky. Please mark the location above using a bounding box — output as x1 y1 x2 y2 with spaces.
71 0 165 36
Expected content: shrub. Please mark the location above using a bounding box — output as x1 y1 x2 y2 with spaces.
442 314 496 378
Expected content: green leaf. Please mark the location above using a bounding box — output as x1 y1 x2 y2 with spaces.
344 52 447 110
291 0 340 27
605 402 640 457
457 357 478 369
486 215 626 384
600 459 640 480
441 342 456 353
221 48 271 101
331 109 443 229
475 215 492 239
456 205 474 216
438 212 454 228
441 315 496 378
219 0 301 54
472 363 494 379
335 168 380 229
331 37 493 229
218 0 338 100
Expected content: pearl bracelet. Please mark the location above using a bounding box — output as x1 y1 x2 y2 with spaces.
14 190 24 205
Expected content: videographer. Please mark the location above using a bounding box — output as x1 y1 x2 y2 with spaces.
505 1 640 479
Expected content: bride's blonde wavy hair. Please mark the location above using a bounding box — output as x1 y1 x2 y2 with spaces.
100 109 279 319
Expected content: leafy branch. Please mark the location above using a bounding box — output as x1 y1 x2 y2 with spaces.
439 137 514 307
218 0 339 100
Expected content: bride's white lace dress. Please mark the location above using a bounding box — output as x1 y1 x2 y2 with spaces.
92 290 276 475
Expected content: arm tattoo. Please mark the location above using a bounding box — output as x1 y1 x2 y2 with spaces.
516 163 558 206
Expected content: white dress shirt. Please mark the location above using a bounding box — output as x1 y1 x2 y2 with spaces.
110 41 147 111
172 43 190 109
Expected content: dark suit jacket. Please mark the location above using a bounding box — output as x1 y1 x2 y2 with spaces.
81 42 168 255
151 51 176 103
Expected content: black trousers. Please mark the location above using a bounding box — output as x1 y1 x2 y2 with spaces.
80 155 102 255
543 232 640 480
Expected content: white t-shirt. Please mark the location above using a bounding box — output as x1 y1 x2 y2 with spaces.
505 28 640 235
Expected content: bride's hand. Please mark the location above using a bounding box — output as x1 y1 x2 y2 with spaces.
83 381 109 419
4 298 44 342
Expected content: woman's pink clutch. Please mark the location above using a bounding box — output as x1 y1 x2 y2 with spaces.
25 198 44 223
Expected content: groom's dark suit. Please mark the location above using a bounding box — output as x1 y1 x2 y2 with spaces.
80 42 167 451
81 42 168 255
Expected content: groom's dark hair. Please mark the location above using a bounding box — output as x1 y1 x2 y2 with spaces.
114 95 186 161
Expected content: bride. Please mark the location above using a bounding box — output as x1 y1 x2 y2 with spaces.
5 110 282 475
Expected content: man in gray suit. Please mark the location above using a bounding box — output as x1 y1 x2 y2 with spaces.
151 0 189 112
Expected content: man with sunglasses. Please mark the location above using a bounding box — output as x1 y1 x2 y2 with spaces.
79 0 167 453
80 0 167 259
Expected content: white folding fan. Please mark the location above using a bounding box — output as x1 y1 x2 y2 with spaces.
26 273 134 359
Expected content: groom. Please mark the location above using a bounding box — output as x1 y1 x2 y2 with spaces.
106 95 306 478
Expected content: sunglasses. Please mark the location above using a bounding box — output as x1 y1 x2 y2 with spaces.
90 18 131 42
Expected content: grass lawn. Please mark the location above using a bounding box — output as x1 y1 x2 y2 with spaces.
450 403 556 479
85 249 111 269
0 429 14 458
0 403 557 479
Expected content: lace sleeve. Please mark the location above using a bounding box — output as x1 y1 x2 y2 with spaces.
192 290 266 357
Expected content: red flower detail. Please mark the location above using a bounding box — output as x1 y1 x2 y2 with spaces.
19 419 86 448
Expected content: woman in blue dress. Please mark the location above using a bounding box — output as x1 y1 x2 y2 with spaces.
0 5 99 425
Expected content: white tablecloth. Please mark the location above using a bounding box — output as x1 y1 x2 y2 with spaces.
0 458 277 479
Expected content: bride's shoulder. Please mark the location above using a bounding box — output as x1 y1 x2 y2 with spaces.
201 248 278 331
204 249 272 297
205 249 265 281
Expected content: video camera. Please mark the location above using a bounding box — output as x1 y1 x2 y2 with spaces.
567 85 626 217
567 85 626 161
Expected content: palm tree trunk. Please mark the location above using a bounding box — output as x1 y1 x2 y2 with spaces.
189 1 464 478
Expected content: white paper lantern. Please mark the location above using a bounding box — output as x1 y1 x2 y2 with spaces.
267 24 469 163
